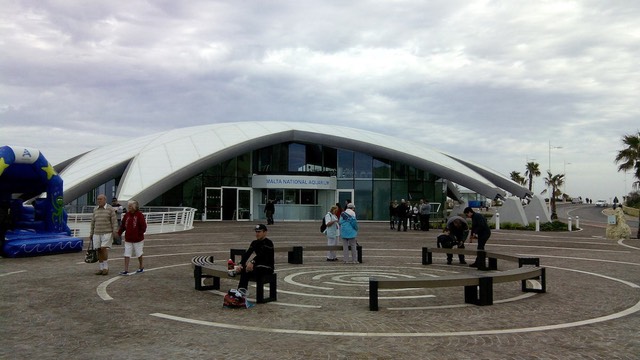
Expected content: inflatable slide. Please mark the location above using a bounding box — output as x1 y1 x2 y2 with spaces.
0 145 83 257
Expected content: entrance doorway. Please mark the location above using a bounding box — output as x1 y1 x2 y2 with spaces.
338 190 354 208
204 187 252 221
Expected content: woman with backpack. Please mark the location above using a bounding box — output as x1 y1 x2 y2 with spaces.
323 205 340 261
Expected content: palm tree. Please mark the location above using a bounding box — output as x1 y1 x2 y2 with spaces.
614 130 640 190
542 171 565 220
509 171 527 187
615 130 640 239
525 162 541 192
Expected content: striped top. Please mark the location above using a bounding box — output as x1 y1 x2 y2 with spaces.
91 205 118 235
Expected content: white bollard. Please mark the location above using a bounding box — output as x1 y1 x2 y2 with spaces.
535 216 540 232
568 216 572 232
576 216 580 229
495 213 500 230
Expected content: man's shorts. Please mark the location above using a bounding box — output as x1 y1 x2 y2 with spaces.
92 233 113 249
123 241 144 258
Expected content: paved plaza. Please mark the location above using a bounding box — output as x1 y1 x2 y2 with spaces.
1 211 639 359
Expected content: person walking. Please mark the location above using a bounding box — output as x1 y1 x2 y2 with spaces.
340 203 359 263
264 200 275 225
89 194 118 275
324 205 340 261
118 200 148 275
388 200 396 230
234 224 275 296
464 207 491 268
419 199 431 231
111 197 124 227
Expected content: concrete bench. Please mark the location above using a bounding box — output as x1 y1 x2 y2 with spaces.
192 255 277 303
230 244 362 265
422 247 540 270
299 245 362 263
369 266 545 311
230 246 299 264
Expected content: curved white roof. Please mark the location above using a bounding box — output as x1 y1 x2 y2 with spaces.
58 121 530 204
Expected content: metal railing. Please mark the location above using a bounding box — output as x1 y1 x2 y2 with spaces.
66 207 197 237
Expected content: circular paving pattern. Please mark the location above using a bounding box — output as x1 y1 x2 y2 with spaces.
94 259 640 337
2 220 639 358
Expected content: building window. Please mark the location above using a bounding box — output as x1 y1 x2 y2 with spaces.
323 147 337 174
354 153 372 179
337 149 354 178
373 158 391 179
289 143 305 172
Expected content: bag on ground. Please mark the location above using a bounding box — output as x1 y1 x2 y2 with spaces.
223 289 248 308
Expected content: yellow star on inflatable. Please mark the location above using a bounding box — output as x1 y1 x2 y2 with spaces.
0 157 10 177
41 162 57 180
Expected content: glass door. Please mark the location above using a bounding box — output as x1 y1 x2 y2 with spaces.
338 190 354 209
237 188 252 220
204 187 222 221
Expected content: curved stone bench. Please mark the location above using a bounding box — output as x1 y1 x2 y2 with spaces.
192 255 277 303
422 247 540 270
369 249 546 311
230 244 363 264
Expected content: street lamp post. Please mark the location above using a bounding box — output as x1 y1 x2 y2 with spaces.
564 161 571 200
548 141 562 212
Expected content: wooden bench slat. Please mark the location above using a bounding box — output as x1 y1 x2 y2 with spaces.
370 264 546 311
231 244 362 264
375 276 480 289
491 267 543 283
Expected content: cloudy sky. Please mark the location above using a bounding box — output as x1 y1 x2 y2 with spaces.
1 0 638 202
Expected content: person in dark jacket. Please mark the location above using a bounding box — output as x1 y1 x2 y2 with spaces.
464 207 491 268
396 199 409 232
236 224 275 294
264 200 275 225
445 215 468 264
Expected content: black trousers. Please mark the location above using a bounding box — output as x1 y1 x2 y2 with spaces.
397 217 407 231
238 267 274 290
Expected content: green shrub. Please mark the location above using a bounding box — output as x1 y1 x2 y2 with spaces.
498 221 570 231
539 221 569 231
624 191 640 208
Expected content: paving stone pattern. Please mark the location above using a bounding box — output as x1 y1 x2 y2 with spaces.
1 218 639 359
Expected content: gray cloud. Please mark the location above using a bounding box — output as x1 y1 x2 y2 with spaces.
2 0 639 201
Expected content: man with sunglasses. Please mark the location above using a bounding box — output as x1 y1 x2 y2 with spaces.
235 224 275 295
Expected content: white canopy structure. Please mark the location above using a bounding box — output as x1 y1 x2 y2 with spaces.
57 121 531 205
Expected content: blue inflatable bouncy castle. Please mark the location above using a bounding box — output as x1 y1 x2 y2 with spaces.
0 145 83 257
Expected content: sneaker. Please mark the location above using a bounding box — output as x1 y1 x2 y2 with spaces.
469 263 478 268
352 261 359 264
460 260 467 265
119 271 130 276
135 268 144 274
95 270 104 275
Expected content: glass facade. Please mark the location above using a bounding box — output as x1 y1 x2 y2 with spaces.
143 141 444 221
